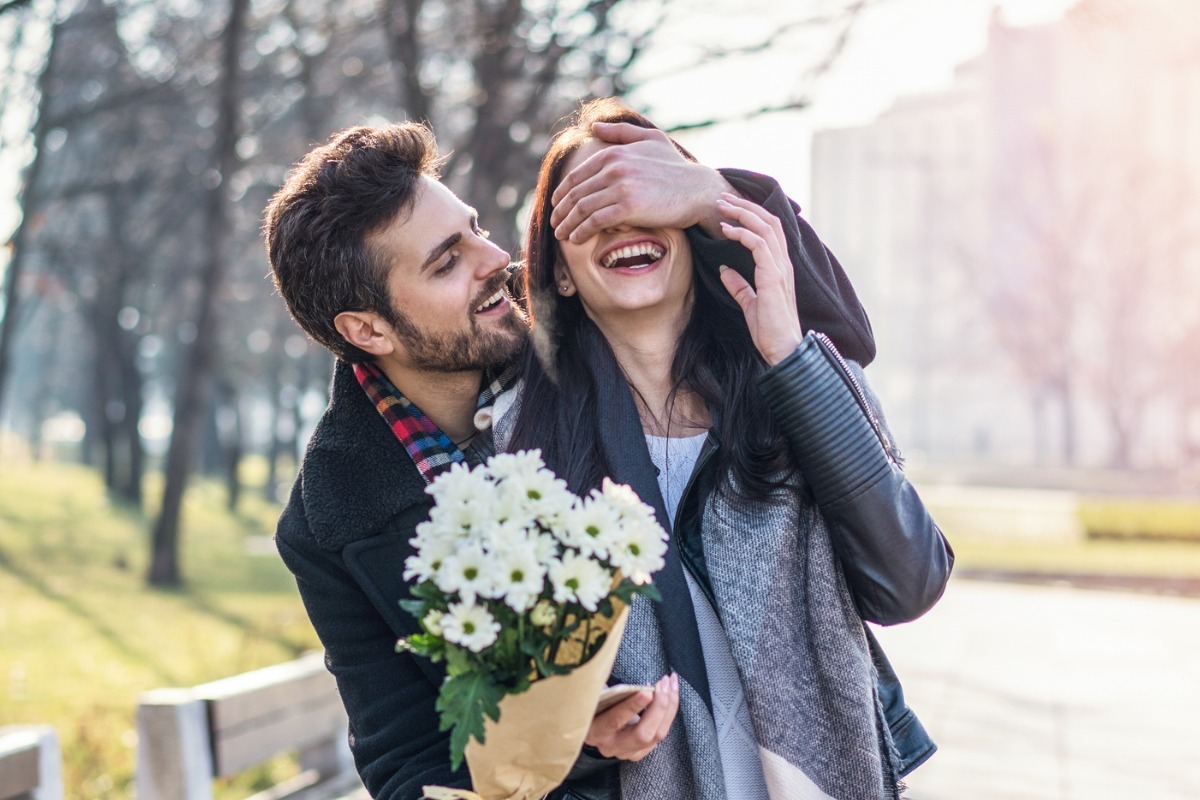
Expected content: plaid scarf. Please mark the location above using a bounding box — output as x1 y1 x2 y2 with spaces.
352 360 518 485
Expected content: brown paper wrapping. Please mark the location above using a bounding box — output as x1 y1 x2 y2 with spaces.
424 604 630 800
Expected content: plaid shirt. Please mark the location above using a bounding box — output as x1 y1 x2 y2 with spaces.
352 360 516 484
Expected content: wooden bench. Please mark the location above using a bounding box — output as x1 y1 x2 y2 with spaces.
0 725 63 800
136 652 366 800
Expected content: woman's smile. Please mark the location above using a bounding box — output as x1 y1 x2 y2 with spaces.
598 236 667 274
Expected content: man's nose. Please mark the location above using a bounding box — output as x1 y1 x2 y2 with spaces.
478 236 512 277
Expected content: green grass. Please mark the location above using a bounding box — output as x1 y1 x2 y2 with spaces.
948 536 1200 578
946 495 1200 579
0 460 321 800
1079 497 1200 542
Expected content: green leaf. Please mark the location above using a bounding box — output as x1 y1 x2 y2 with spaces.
436 672 504 770
398 598 427 618
636 583 662 603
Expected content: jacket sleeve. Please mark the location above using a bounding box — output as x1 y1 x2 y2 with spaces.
757 331 954 625
276 527 469 799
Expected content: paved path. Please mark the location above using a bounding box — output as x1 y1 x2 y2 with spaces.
872 578 1200 800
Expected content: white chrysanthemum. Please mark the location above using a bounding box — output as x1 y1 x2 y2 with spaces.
508 470 574 518
493 546 546 612
423 609 446 636
549 551 611 611
490 481 535 527
426 462 493 508
435 544 494 604
474 518 534 555
590 474 657 525
424 501 480 540
561 498 622 559
607 520 668 585
441 602 500 652
403 534 456 583
484 449 546 482
597 477 651 516
530 531 561 566
530 599 557 627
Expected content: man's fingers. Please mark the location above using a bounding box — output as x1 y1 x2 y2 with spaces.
590 121 664 146
552 180 627 240
558 201 626 243
552 183 610 237
552 149 610 208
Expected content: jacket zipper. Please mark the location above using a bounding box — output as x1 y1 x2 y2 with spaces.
811 331 899 468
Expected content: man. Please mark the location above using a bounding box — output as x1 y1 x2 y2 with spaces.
263 118 891 798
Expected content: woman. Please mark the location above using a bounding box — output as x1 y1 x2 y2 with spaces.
497 99 953 800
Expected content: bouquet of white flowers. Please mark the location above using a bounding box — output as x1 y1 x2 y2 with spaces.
398 450 668 799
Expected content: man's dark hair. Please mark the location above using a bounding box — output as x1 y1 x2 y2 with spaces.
263 124 441 362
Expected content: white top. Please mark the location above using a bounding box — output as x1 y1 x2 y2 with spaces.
645 433 769 800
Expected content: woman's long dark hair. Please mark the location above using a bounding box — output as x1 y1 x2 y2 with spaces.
508 97 793 502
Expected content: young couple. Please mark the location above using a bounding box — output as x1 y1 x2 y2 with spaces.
264 98 953 800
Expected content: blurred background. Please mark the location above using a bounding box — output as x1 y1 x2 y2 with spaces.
1 0 1197 797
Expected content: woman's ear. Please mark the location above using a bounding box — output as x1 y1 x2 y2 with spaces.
553 263 577 297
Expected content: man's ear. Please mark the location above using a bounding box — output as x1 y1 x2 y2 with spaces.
334 310 397 357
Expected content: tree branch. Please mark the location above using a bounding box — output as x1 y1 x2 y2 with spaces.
0 0 33 16
658 0 867 132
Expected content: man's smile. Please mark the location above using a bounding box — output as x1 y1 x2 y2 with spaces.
474 286 511 315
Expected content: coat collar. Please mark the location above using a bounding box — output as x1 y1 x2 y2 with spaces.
299 359 430 552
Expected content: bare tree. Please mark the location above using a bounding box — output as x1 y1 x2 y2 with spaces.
4 0 882 586
0 0 59 431
147 0 250 586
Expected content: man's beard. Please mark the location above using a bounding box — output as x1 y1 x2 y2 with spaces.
389 289 527 373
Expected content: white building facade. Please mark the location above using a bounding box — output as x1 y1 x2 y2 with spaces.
811 1 1200 475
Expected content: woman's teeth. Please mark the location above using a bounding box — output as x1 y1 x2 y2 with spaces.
602 242 664 269
475 287 506 312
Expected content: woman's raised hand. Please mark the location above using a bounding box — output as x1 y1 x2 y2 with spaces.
716 193 804 366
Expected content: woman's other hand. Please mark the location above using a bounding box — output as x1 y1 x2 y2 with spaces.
584 673 680 761
717 193 804 366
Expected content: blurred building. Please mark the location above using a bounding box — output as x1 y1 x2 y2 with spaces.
811 0 1200 477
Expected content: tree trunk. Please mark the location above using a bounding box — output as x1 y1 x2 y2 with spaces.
0 6 60 424
117 332 145 506
147 0 248 587
222 384 243 513
263 353 285 502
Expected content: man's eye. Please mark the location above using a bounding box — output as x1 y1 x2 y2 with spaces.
434 254 458 276
475 224 490 239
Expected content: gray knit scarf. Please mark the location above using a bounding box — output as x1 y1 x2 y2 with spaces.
609 479 898 800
